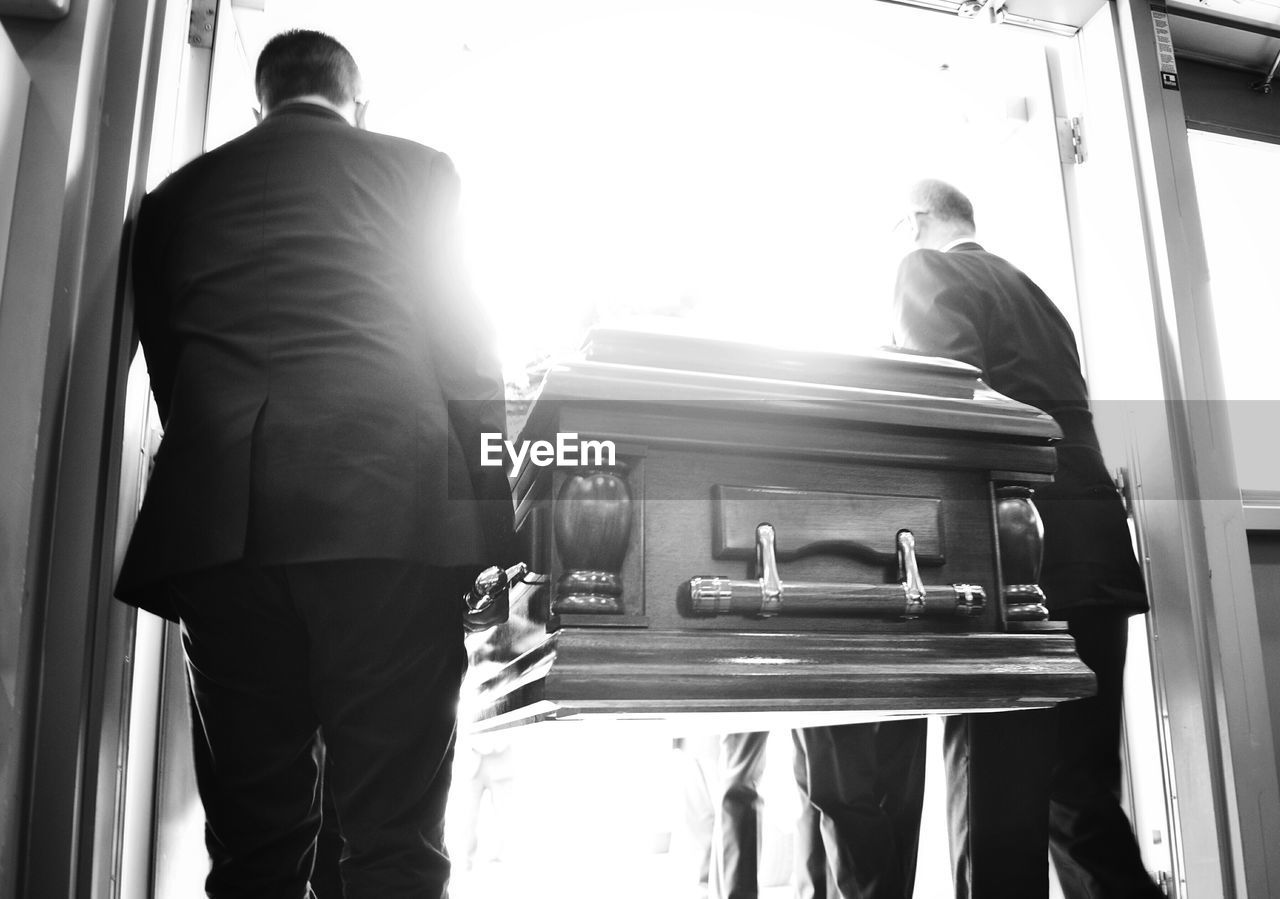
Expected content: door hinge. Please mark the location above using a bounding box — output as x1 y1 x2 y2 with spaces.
189 1 217 48
1057 115 1086 165
1114 466 1135 516
957 0 1008 24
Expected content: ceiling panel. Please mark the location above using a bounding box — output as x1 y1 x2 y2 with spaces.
1001 0 1106 29
1169 0 1280 70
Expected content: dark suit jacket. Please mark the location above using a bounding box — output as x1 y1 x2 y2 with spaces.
893 243 1146 615
116 103 516 621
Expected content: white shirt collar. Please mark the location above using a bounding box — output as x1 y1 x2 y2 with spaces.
939 236 980 253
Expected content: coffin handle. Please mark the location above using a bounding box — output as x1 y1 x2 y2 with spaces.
681 524 985 619
896 529 927 619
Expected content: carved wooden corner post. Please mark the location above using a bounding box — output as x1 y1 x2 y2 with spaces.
552 464 633 614
996 486 1050 621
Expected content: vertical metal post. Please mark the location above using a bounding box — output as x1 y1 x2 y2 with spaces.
1096 0 1280 894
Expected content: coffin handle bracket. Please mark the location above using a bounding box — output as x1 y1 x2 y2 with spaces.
682 523 985 620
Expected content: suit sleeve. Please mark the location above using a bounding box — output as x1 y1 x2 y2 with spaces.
130 191 178 424
423 152 520 566
891 250 986 372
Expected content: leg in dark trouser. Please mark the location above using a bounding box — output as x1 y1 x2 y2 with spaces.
875 719 927 894
1049 612 1163 899
945 708 1054 899
711 731 770 899
173 564 325 899
172 560 469 899
792 762 836 899
301 561 469 899
310 758 344 898
793 722 926 899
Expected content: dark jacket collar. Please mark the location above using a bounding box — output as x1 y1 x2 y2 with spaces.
945 240 985 253
265 101 350 125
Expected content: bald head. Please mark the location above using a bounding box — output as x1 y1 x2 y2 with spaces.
904 179 977 250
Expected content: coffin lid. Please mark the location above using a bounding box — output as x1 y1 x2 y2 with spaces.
527 326 1061 446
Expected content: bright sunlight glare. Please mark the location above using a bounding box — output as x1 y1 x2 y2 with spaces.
220 0 1068 383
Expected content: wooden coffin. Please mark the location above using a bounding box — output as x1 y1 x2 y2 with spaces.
463 328 1094 731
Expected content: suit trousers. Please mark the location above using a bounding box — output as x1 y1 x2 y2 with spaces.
310 758 343 898
945 612 1161 899
169 558 471 899
1049 612 1163 899
945 706 1054 899
710 731 770 899
792 722 927 899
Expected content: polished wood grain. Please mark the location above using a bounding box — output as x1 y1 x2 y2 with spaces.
637 448 997 633
582 327 984 399
537 403 1056 482
553 468 634 613
464 330 1086 731
711 484 945 566
463 613 1094 730
996 485 1050 620
529 360 1060 445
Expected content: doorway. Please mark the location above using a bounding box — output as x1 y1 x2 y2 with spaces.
117 3 1175 897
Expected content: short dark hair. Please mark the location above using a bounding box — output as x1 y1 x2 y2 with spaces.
255 30 362 111
908 179 976 229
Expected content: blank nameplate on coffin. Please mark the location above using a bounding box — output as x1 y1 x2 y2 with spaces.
463 327 1092 732
711 484 944 566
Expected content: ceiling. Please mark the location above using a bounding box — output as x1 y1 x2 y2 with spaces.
882 0 1280 73
1166 0 1280 72
228 0 1280 82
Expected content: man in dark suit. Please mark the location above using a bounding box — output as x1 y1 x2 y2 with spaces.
115 30 516 899
892 179 1159 899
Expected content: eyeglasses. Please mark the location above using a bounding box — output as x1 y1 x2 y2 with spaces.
894 209 928 233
